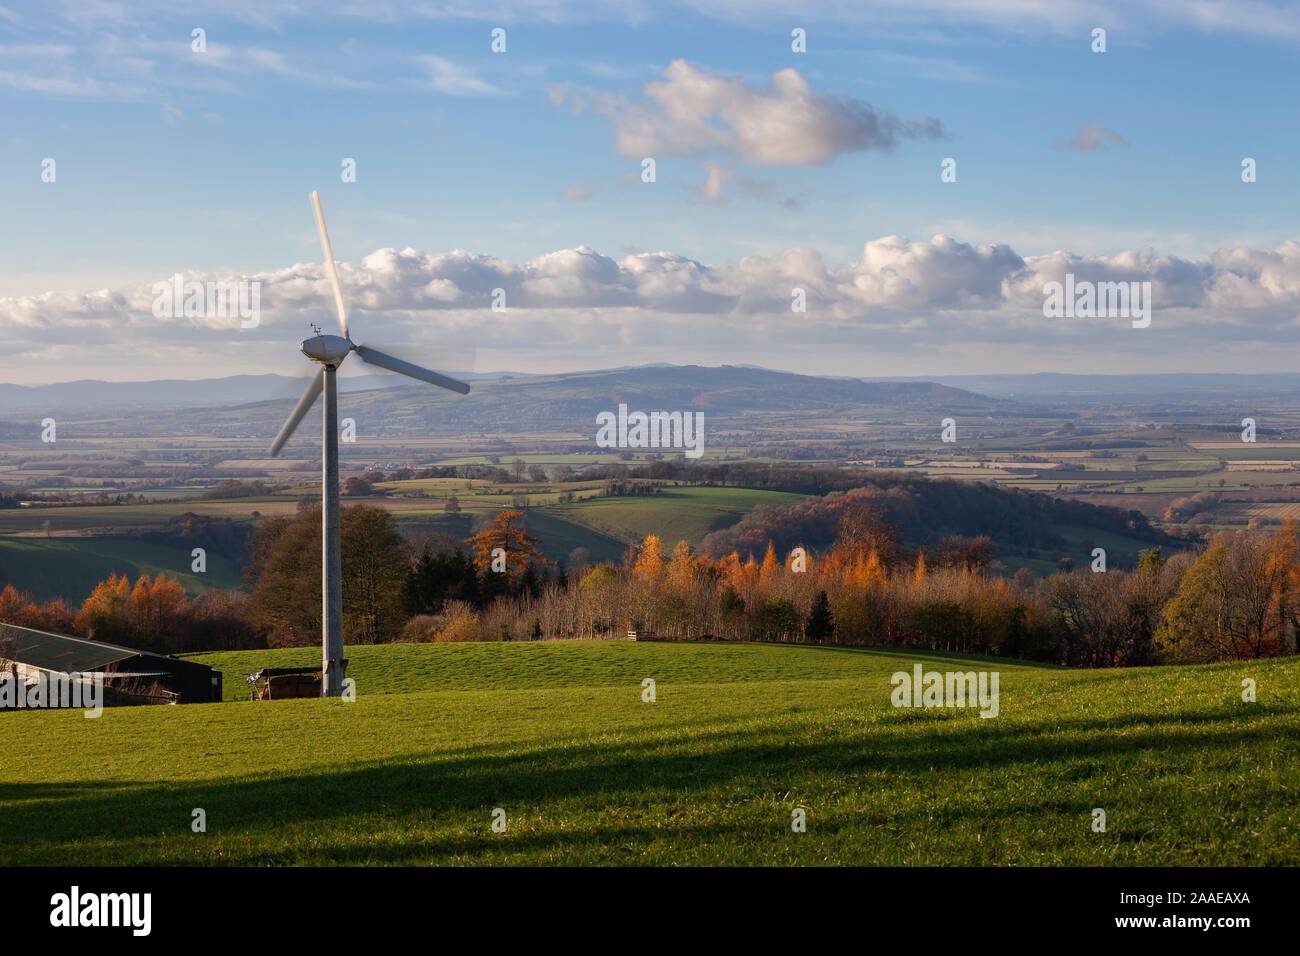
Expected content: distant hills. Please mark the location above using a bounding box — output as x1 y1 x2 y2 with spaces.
881 372 1300 401
0 370 512 411
8 365 1297 440
6 367 1296 415
0 365 995 438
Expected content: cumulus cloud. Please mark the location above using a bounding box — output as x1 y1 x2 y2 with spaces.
551 60 945 166
6 236 1300 366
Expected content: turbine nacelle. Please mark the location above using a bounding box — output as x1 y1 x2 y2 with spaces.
301 333 353 366
269 190 470 462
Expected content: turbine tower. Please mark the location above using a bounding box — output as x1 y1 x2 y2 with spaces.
269 190 470 697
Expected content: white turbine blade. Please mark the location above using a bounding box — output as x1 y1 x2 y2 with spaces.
310 190 350 339
354 345 470 394
269 368 325 456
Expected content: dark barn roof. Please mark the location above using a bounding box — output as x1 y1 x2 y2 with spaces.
0 623 139 672
0 623 220 704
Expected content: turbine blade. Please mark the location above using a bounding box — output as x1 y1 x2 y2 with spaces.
269 368 325 456
310 190 350 339
354 345 470 394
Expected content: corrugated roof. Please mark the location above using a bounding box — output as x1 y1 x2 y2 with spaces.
0 622 140 672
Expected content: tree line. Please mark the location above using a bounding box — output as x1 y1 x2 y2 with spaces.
0 501 1295 665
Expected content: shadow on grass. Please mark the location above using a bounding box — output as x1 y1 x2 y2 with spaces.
2 700 1293 864
768 642 1065 670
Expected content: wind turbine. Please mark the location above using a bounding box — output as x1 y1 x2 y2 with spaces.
269 190 470 697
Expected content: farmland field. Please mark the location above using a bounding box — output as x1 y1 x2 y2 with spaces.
1 640 1295 866
550 486 805 546
392 509 628 564
0 536 240 603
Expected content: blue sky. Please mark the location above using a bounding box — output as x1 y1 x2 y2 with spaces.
3 1 1300 381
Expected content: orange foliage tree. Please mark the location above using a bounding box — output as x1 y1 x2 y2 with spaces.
465 510 551 593
0 585 76 635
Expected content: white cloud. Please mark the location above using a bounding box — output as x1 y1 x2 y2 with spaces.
418 55 503 96
552 60 945 166
7 235 1300 366
0 40 149 99
865 51 1006 85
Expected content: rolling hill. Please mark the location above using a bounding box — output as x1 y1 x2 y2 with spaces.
549 486 806 547
0 640 1294 865
0 536 240 603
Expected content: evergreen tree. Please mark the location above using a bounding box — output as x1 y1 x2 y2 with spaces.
806 590 833 641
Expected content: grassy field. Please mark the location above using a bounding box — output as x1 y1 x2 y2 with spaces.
0 498 296 534
0 536 240 602
1 640 1295 865
0 484 772 599
550 486 805 546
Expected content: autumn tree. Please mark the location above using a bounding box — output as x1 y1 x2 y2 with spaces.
758 542 781 587
1159 532 1294 661
248 511 320 646
577 564 624 638
1044 563 1179 668
341 476 373 496
74 573 134 645
128 574 191 652
249 504 411 646
466 510 551 594
836 502 900 569
343 506 410 644
936 535 996 573
0 585 76 635
667 540 696 592
632 535 667 585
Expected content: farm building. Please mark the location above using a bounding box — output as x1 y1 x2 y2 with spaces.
0 622 221 708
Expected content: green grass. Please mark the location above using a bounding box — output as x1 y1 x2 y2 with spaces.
1049 524 1160 567
195 640 1017 701
0 498 294 534
516 510 627 563
549 486 805 546
391 509 627 565
0 536 240 603
1 640 1295 865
